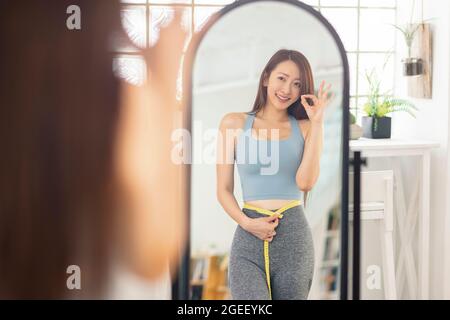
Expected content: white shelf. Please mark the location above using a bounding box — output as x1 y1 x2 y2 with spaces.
349 201 384 211
326 230 339 238
350 138 439 152
320 259 340 268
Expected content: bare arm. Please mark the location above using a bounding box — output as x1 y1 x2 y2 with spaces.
295 120 323 191
295 80 332 191
216 113 250 228
115 9 188 280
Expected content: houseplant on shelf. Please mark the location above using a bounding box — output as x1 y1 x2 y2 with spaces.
362 69 418 139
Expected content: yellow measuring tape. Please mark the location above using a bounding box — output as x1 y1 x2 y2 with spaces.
242 199 301 300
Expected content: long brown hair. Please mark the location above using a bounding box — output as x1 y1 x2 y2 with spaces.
0 1 125 298
249 49 315 207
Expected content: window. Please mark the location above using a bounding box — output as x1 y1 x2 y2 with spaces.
116 0 397 119
116 0 233 95
306 0 398 120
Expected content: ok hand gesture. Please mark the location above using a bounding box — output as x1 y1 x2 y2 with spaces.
300 80 334 124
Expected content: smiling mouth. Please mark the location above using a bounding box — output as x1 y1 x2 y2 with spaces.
275 93 290 102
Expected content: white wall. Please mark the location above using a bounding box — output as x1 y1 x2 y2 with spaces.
391 0 450 299
445 1 450 301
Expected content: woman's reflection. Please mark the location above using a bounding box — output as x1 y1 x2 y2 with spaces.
216 49 333 300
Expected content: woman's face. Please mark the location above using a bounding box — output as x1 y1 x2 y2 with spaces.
263 60 301 111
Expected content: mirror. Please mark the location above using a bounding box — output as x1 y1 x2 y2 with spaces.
184 0 349 300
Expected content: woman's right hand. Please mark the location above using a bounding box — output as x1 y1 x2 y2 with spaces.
242 214 280 242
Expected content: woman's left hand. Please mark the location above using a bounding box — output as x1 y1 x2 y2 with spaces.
301 80 334 124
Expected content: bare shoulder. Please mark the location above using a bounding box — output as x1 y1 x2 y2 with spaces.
219 112 247 130
296 119 311 140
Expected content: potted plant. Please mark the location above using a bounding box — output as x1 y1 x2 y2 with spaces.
350 111 363 140
392 22 423 76
362 69 418 139
391 0 436 76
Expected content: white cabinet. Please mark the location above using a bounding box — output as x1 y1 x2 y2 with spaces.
350 138 439 299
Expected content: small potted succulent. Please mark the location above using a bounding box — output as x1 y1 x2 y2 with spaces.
350 111 363 140
391 0 436 76
362 69 418 139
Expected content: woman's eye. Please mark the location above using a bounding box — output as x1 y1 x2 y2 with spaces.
294 83 301 87
278 77 285 81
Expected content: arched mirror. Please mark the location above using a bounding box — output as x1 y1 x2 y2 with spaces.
178 0 349 300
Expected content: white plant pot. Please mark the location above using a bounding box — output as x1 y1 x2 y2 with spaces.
350 124 363 140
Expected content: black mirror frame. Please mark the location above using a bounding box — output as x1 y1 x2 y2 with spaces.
172 0 350 300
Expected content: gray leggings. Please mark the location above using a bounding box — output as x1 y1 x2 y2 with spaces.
228 204 315 300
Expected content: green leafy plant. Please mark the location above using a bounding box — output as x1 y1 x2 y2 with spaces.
391 23 421 58
364 97 418 118
390 0 431 59
363 68 418 119
350 112 356 125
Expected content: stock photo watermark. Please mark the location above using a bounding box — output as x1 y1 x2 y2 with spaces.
366 265 382 290
171 120 282 175
66 265 81 290
66 5 81 30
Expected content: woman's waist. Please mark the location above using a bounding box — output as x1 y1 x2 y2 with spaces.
244 198 301 211
239 204 307 234
241 199 303 217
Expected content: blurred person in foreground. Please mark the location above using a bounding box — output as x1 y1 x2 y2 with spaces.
0 1 188 299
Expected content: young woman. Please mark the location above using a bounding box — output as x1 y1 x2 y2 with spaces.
216 49 333 300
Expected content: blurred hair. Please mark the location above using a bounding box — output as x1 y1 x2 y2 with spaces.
0 0 126 298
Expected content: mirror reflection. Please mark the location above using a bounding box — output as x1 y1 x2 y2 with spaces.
189 1 344 300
